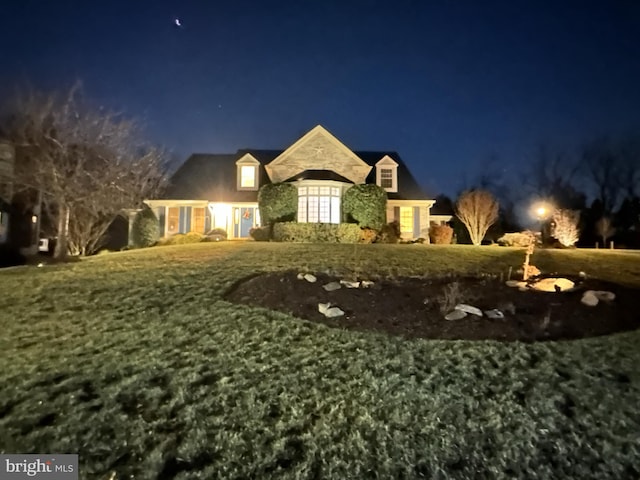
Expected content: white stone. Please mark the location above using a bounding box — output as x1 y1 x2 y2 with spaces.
581 291 599 307
340 280 360 288
484 309 505 319
304 273 317 283
318 302 344 318
530 277 575 292
592 290 615 302
297 272 305 280
322 281 342 292
506 280 527 288
361 280 374 288
455 304 483 316
445 310 467 321
324 307 345 318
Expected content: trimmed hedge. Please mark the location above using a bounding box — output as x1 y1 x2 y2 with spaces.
498 231 539 247
157 232 204 246
131 207 160 248
249 226 271 242
205 228 228 241
258 183 297 226
343 184 387 230
429 224 454 244
273 222 361 243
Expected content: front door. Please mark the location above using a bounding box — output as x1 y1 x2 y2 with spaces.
233 207 255 238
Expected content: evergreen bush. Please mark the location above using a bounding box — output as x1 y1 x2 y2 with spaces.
343 184 387 230
131 207 159 248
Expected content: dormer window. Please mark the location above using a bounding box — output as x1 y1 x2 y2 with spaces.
375 155 398 193
236 154 260 191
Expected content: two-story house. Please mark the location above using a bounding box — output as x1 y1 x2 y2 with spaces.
146 125 439 240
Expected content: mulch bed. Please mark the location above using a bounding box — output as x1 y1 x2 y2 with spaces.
225 271 640 342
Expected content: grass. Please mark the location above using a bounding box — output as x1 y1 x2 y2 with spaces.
1 243 639 479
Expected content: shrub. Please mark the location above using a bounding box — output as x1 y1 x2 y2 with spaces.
359 228 378 244
258 183 297 226
497 231 540 247
204 228 228 241
343 184 387 230
551 209 580 247
249 226 271 241
429 224 454 244
131 207 159 248
377 221 400 244
157 232 204 246
273 222 361 243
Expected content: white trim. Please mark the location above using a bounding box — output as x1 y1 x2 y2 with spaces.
375 155 399 193
236 154 260 191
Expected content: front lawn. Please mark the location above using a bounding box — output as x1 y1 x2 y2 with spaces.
1 243 639 479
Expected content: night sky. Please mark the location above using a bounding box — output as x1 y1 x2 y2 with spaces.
2 1 639 197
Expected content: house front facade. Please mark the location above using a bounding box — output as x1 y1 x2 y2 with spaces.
146 125 437 240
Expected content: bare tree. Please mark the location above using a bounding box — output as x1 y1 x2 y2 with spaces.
551 209 580 247
521 144 585 210
595 216 616 247
582 138 622 214
1 83 167 257
454 189 499 246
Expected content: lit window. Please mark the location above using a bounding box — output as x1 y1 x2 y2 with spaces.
298 185 341 224
167 207 180 233
400 207 413 234
240 166 255 188
380 169 393 189
192 207 205 233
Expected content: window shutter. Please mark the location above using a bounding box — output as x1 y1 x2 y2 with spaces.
413 206 420 238
393 206 400 222
158 207 166 237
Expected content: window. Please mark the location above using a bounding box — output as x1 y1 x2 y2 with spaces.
240 166 256 188
297 185 341 223
376 155 398 192
399 207 413 234
167 207 180 233
380 169 393 189
192 207 205 233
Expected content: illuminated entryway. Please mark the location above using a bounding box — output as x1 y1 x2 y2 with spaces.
233 206 259 238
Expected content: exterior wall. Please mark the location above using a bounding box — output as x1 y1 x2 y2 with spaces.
266 127 371 183
387 200 435 240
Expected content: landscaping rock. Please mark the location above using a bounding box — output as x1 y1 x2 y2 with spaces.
581 291 599 307
318 302 344 318
322 281 342 292
592 290 615 302
304 273 317 283
340 280 360 288
297 273 304 280
506 280 527 288
361 280 374 288
455 304 483 316
530 277 575 292
485 309 505 319
444 310 467 321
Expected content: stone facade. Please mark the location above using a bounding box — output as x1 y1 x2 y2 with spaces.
266 127 372 183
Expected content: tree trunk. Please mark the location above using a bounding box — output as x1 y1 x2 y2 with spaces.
54 205 70 259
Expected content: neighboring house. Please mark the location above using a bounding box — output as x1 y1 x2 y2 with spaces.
0 141 15 246
146 125 439 240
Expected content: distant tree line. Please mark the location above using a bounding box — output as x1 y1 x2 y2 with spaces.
438 136 640 248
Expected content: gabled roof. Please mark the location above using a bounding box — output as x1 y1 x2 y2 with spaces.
161 153 267 202
161 149 429 201
356 151 429 200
